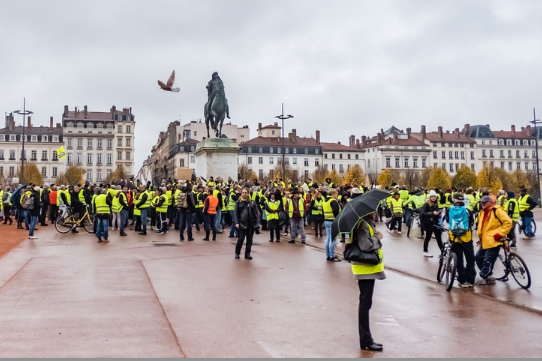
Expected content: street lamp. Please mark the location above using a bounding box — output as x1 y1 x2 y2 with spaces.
275 103 293 184
14 98 33 184
530 108 541 199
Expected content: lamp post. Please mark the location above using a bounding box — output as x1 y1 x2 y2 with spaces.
275 103 293 183
14 98 33 184
531 108 541 199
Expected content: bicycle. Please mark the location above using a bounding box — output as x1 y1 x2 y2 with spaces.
492 238 531 289
435 226 457 292
518 218 537 236
405 208 421 238
55 206 95 234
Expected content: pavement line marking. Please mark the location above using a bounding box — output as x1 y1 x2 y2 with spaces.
139 259 187 358
0 258 34 293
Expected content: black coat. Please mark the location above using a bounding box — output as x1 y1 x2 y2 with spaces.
233 198 260 230
29 192 41 217
420 202 440 227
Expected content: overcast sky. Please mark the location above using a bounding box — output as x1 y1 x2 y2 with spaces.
2 0 542 171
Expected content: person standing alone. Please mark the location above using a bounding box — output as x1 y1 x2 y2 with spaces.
234 188 260 259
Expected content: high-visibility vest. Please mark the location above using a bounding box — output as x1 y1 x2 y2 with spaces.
225 193 236 211
351 223 384 275
497 195 506 207
0 190 3 210
207 181 216 188
437 194 444 209
444 193 452 208
206 196 218 214
504 198 520 222
467 195 476 211
195 192 203 209
266 200 280 220
518 195 531 213
139 191 153 209
323 197 338 221
399 190 409 202
151 196 159 208
312 199 323 216
166 190 174 206
406 195 425 209
133 194 141 216
112 193 121 213
174 189 181 206
390 198 403 214
78 189 86 204
154 195 168 213
94 194 111 215
288 198 305 218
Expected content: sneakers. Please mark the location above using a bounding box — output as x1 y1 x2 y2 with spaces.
510 243 517 250
459 283 470 288
288 240 295 244
328 256 342 262
103 240 110 243
475 277 488 285
486 275 496 284
398 231 402 234
28 236 38 239
423 252 433 258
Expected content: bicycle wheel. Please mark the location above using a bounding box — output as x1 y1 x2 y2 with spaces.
55 216 73 234
83 215 95 234
493 253 508 281
509 253 531 289
531 219 537 236
437 252 446 282
445 252 457 292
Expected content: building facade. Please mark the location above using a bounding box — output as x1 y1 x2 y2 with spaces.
0 113 64 184
176 120 250 145
62 105 136 182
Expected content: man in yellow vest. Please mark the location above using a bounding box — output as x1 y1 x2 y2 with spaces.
288 190 306 244
135 185 153 235
226 187 240 238
265 192 281 242
153 187 169 234
323 189 341 261
92 188 112 243
118 186 130 237
2 186 13 225
518 186 537 240
504 191 520 249
388 192 403 234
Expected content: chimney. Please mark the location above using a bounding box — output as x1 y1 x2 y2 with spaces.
50 116 53 129
421 125 426 142
338 141 341 145
526 125 532 135
511 125 516 136
56 123 61 128
406 127 412 139
292 129 297 142
129 107 132 114
63 105 69 117
356 139 360 149
362 135 367 145
438 126 443 138
455 128 460 138
377 133 382 143
521 127 525 133
84 105 88 118
463 123 471 137
110 105 116 119
258 122 262 131
393 131 399 142
75 106 78 115
315 130 321 144
350 135 355 147
27 116 32 130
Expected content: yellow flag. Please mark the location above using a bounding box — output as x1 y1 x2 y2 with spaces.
57 146 66 160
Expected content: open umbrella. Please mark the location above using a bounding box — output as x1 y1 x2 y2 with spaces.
331 189 390 239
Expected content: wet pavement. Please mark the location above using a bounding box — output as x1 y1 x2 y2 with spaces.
0 218 541 357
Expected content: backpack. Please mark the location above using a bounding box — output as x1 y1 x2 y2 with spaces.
177 192 188 208
449 206 469 237
21 193 34 210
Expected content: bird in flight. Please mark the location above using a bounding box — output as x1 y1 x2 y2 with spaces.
157 70 180 92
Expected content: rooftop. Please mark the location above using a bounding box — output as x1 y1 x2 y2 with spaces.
414 131 476 143
0 125 63 135
241 136 321 147
320 142 365 152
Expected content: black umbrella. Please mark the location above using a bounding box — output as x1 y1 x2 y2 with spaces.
331 189 390 239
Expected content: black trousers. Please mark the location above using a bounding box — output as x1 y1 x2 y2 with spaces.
267 219 280 241
358 279 375 347
49 205 59 223
235 228 254 256
390 216 402 232
40 204 49 225
423 224 443 253
313 220 324 237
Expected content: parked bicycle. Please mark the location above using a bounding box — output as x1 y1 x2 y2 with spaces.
436 226 457 292
492 238 531 289
55 206 95 234
517 218 537 236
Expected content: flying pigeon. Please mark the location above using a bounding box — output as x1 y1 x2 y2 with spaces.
157 70 180 92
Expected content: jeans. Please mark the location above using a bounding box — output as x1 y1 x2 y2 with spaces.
358 279 375 347
236 228 254 256
521 215 534 237
452 241 476 284
229 210 237 237
140 208 148 233
120 210 129 233
475 246 501 279
508 221 517 245
179 211 193 239
290 218 305 241
112 212 121 229
215 208 222 231
24 209 30 229
96 217 109 241
28 216 39 237
204 214 217 239
324 221 336 258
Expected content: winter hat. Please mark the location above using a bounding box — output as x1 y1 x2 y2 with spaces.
429 190 438 197
453 193 465 203
351 187 362 194
34 186 40 191
480 195 493 203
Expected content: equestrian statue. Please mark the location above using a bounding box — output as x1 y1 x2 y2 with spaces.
204 72 230 138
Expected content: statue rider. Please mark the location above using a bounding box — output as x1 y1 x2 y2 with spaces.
206 72 230 119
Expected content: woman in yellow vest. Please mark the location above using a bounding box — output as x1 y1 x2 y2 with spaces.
348 212 385 352
111 186 121 230
310 191 325 237
265 192 281 242
133 191 142 232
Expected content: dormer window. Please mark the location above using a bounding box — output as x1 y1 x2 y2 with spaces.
523 140 528 146
515 140 520 146
31 135 37 142
498 139 504 145
507 140 512 146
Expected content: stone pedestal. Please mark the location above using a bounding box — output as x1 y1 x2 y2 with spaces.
194 138 238 180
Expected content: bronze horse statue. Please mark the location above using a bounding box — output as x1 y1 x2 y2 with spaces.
204 72 230 138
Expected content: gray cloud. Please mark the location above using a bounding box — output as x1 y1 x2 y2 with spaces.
1 0 542 170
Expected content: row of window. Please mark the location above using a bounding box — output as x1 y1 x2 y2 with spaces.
179 156 196 167
0 166 58 178
496 139 535 146
66 137 132 149
0 134 60 142
385 157 428 169
481 149 535 159
245 146 320 155
324 153 360 160
65 151 131 165
431 142 472 148
433 150 467 160
0 150 58 161
65 123 132 133
247 157 317 167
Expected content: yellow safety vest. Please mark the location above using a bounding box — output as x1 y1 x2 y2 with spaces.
225 193 236 211
195 192 203 209
467 195 476 211
390 198 403 214
133 194 141 216
94 194 110 215
78 189 86 204
139 190 153 209
518 195 531 213
266 200 280 220
351 223 384 275
505 198 520 222
112 193 121 213
312 199 323 216
174 189 181 206
154 195 168 213
323 197 338 221
288 198 305 218
166 190 174 206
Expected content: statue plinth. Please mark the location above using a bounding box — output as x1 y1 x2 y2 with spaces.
194 138 238 180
